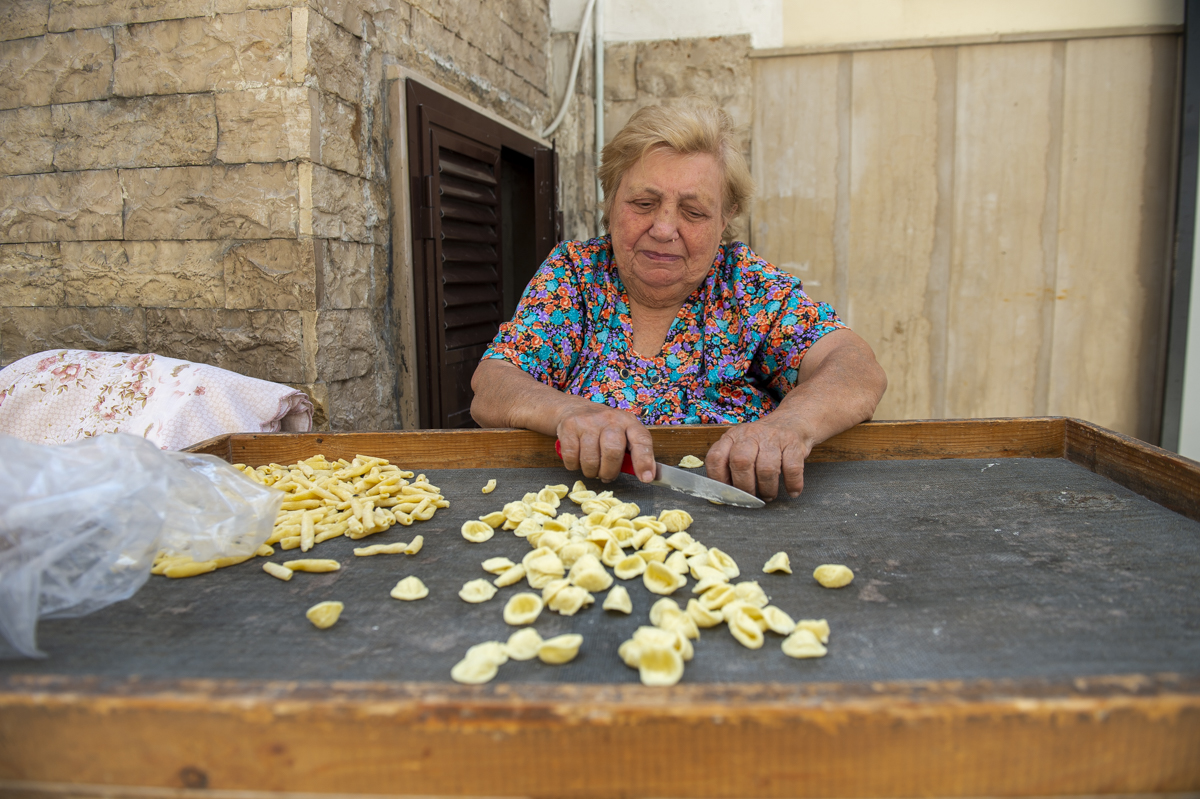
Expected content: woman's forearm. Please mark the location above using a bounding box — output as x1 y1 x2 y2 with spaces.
773 328 888 447
470 359 595 434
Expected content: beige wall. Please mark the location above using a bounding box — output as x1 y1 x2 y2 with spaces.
752 32 1179 440
781 0 1183 48
0 0 553 431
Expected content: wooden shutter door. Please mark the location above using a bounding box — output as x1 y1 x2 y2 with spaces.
408 84 504 429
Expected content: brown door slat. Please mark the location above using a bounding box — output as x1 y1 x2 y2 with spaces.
445 304 501 329
446 321 502 349
444 283 501 307
439 150 498 185
443 263 499 285
441 197 498 224
443 241 498 263
440 173 497 205
441 218 498 244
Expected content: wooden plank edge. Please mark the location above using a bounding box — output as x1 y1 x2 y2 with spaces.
184 419 1069 468
749 25 1183 59
1 674 1197 797
1065 418 1200 522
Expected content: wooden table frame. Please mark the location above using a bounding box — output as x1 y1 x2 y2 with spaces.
1 418 1198 798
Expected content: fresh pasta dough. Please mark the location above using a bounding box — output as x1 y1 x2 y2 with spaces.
603 584 632 613
813 564 854 588
390 576 429 600
677 455 704 468
459 578 498 603
305 600 343 629
763 551 791 574
537 633 583 664
782 628 828 658
482 479 497 494
461 520 495 543
503 592 543 625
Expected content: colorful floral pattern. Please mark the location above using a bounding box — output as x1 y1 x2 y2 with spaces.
482 237 846 425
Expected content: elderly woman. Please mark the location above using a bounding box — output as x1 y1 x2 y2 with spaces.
471 100 887 500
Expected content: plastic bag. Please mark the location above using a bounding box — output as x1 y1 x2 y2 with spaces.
0 433 283 658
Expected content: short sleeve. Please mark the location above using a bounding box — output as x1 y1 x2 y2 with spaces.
754 283 845 395
481 242 588 389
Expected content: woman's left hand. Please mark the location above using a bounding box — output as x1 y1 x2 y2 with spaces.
704 415 816 501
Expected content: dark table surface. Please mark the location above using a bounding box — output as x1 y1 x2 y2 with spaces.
3 457 1197 685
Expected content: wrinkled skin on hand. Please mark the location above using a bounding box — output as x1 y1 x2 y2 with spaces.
705 414 817 501
555 403 657 484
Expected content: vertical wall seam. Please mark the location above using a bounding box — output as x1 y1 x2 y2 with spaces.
1035 40 1067 417
834 51 852 321
928 46 957 420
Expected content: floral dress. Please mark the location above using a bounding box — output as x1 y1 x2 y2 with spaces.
482 237 846 425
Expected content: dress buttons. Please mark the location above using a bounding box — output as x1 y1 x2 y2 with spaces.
619 368 631 379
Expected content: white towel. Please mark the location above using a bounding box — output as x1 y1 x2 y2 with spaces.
0 350 313 450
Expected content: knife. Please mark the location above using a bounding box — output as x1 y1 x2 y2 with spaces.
554 441 766 509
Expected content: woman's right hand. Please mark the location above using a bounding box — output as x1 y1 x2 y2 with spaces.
555 403 657 484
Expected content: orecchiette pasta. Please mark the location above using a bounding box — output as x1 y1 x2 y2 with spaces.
706 547 740 579
305 600 343 629
504 628 543 661
762 551 792 574
782 628 828 658
602 585 632 614
686 598 723 628
733 580 770 608
493 564 527 587
459 578 499 603
795 618 831 644
461 520 495 543
813 564 854 588
503 592 544 625
677 454 704 468
537 633 583 664
390 576 428 600
657 509 693 533
761 606 797 636
643 560 687 595
614 555 647 580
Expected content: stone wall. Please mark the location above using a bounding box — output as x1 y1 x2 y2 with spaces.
0 0 553 431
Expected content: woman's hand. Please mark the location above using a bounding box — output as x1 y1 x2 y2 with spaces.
705 415 816 501
555 403 656 483
471 359 658 483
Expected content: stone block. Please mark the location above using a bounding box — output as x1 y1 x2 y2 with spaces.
216 87 316 164
144 308 306 382
0 306 146 366
316 308 376 381
321 240 377 309
223 239 318 311
52 94 217 171
635 35 752 111
0 0 50 42
326 372 397 430
308 165 383 243
497 0 548 51
318 91 363 176
0 29 113 111
369 0 412 58
60 240 226 308
0 170 122 243
605 42 637 102
0 107 55 175
113 11 290 97
302 10 365 105
51 0 202 30
0 242 63 306
122 163 298 240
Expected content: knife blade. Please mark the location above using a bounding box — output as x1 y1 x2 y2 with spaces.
554 441 766 509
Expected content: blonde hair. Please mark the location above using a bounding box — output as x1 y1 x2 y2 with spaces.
599 98 753 243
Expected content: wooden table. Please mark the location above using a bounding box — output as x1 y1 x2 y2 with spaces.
1 418 1198 798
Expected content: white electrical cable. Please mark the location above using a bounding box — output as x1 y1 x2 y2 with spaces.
540 0 597 138
594 0 604 234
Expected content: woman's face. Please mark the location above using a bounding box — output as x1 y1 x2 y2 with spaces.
609 147 730 308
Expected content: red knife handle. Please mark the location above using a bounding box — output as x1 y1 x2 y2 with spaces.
554 440 636 476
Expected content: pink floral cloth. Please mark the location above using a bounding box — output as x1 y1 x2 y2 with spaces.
0 350 314 450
